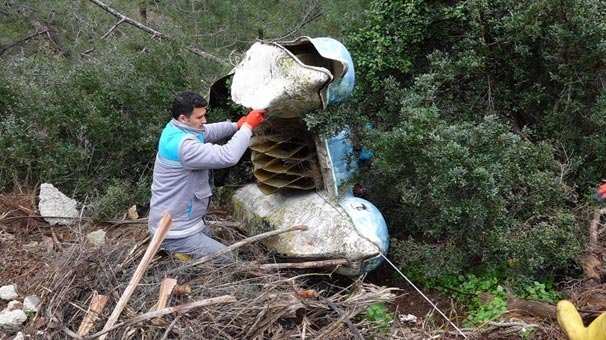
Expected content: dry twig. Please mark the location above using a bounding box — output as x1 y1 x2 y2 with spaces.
99 212 172 339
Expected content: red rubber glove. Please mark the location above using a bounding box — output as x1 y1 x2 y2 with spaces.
236 116 246 129
243 109 266 129
597 183 606 202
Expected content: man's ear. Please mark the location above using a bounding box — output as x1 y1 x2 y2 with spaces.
177 114 188 123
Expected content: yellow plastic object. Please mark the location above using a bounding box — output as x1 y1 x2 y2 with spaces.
557 300 606 340
174 253 191 262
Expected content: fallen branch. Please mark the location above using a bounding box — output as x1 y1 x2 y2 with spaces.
319 296 364 340
79 295 236 340
506 296 557 320
99 212 173 339
0 29 49 56
170 225 308 274
87 0 229 66
259 258 349 270
77 291 110 336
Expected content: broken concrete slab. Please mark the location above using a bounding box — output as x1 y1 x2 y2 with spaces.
38 183 79 226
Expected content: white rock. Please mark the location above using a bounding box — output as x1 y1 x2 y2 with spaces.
13 331 24 340
5 301 22 312
86 229 106 246
0 285 18 300
398 313 417 324
38 183 79 226
0 309 27 331
23 295 41 313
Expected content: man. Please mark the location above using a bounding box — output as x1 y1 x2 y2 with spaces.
148 91 265 262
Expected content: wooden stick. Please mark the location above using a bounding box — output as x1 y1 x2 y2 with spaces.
171 225 308 273
82 295 236 340
259 258 349 270
99 212 172 339
150 277 177 312
77 291 110 336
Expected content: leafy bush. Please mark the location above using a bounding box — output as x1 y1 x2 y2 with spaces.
363 303 394 333
0 41 204 217
357 78 581 282
435 273 561 327
335 0 599 286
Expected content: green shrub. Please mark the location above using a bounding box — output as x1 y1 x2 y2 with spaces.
0 41 206 216
353 75 581 283
337 0 597 287
363 303 394 333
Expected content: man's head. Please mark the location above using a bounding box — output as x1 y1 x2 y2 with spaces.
172 91 208 129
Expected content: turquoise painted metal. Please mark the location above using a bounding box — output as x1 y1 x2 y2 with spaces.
307 37 356 106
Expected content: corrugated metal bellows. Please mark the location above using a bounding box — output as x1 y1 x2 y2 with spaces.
250 131 319 195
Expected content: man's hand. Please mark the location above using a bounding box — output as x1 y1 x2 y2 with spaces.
596 183 606 202
242 109 266 129
236 116 247 129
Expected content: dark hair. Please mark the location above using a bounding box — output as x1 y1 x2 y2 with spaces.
171 91 208 119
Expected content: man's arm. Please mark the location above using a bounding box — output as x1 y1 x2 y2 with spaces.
202 121 238 143
179 127 252 169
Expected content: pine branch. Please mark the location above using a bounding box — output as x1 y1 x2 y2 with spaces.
87 0 229 67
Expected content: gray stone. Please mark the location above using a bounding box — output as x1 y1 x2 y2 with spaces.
5 301 21 312
12 331 24 340
86 229 106 246
23 295 41 313
38 183 79 226
0 285 18 300
0 309 27 331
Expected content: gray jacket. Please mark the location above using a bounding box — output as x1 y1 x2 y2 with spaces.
148 119 252 238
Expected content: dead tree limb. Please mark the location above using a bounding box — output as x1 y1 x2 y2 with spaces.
77 295 237 340
100 18 126 40
87 0 229 66
259 258 349 270
272 0 322 42
99 212 173 339
506 296 557 320
0 29 48 56
170 225 308 274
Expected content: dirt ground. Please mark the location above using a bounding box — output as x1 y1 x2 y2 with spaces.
0 190 572 339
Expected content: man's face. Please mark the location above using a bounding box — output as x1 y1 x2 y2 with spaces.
179 107 207 129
